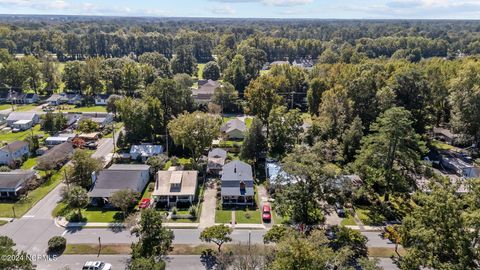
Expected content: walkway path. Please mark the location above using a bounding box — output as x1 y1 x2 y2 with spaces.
198 180 217 229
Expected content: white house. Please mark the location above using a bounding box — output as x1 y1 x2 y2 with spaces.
130 144 164 161
94 94 110 106
23 93 39 104
0 141 30 165
153 169 198 207
45 136 71 147
6 112 39 128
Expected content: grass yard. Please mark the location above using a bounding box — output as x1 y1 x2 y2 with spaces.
21 157 37 169
0 124 44 143
14 104 39 112
197 63 206 80
340 212 357 226
103 122 123 139
81 207 124 223
66 105 107 113
0 167 65 218
431 139 456 151
235 208 262 224
0 220 7 226
215 209 232 224
65 244 131 255
0 104 11 111
368 247 405 258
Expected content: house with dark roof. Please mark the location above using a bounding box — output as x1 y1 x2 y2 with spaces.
36 142 74 170
0 141 30 165
153 169 198 207
207 148 227 174
192 80 220 104
46 94 66 106
88 164 150 205
0 170 36 198
220 118 247 140
221 160 254 205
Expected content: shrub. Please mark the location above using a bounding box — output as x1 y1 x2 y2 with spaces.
244 213 251 219
171 206 178 215
189 205 198 218
48 236 66 253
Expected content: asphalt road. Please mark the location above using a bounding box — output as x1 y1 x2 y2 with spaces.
62 228 266 245
362 231 395 248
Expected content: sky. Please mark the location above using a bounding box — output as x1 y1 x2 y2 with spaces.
1 0 480 19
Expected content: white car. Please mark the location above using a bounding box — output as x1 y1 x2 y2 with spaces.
82 261 112 270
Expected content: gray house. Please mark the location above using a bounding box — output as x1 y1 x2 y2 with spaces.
0 141 30 165
0 170 36 198
6 112 39 129
221 160 254 205
192 80 220 104
89 164 150 205
207 148 227 174
220 118 247 140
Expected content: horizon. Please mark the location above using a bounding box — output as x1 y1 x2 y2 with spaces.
1 0 480 20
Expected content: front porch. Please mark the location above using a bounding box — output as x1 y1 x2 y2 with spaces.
222 195 254 205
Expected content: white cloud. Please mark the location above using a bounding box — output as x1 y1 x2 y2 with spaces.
209 0 313 7
210 5 236 15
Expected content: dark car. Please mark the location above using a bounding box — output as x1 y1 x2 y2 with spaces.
85 141 98 150
335 202 346 218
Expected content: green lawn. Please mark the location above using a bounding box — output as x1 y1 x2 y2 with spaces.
14 104 39 112
0 124 44 143
0 104 11 111
235 208 262 224
215 210 232 224
104 123 124 139
0 220 7 226
81 208 124 223
431 139 455 151
67 106 107 113
340 212 357 226
197 63 206 80
21 157 37 169
0 167 65 218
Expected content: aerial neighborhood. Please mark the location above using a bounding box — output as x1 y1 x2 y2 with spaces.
0 11 480 270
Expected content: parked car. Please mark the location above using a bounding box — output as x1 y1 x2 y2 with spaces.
139 198 151 209
85 141 98 150
335 202 346 217
262 204 272 222
82 261 112 270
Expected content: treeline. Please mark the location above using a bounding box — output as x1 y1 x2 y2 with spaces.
1 17 480 63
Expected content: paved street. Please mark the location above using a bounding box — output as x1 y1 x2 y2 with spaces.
35 254 129 270
362 231 395 248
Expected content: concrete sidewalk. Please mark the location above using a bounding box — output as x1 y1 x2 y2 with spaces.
56 217 200 229
346 225 384 231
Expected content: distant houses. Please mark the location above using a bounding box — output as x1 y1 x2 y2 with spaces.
0 141 30 165
192 80 220 104
94 94 110 106
130 144 163 161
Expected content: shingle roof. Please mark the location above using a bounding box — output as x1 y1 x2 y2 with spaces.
0 170 35 189
6 112 37 122
0 141 29 153
220 118 246 133
208 148 227 159
108 164 151 171
88 170 144 198
153 170 198 196
221 160 253 181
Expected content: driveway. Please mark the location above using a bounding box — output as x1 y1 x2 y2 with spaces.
198 179 216 229
256 185 272 227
